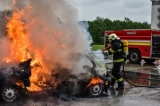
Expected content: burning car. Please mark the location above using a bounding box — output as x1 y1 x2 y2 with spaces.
48 53 111 98
0 3 111 101
0 59 32 102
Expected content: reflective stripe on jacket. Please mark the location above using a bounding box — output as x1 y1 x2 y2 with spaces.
108 40 124 63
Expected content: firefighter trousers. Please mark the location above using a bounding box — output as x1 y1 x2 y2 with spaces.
110 62 124 88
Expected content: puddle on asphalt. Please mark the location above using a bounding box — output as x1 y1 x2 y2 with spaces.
103 62 160 106
123 68 160 87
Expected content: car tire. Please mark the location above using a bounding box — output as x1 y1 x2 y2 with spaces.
0 83 19 102
128 49 141 63
88 83 103 97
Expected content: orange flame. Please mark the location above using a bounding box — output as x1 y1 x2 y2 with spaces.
6 10 31 62
87 77 103 88
4 3 68 91
5 9 46 91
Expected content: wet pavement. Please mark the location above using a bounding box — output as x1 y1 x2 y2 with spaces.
70 87 160 106
64 82 158 106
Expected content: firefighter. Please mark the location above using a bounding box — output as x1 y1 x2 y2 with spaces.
105 33 125 90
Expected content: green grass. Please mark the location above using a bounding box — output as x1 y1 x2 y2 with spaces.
92 45 105 50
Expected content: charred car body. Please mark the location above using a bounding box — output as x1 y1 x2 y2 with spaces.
51 53 111 98
0 59 32 102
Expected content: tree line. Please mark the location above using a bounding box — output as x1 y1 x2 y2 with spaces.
86 17 151 45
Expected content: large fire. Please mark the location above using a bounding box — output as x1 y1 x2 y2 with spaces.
4 9 48 91
0 0 91 94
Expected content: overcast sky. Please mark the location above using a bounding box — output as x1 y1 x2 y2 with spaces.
73 0 152 23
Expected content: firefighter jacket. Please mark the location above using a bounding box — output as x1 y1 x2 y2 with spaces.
106 39 124 63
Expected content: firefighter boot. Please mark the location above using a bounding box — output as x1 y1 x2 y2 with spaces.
116 81 124 90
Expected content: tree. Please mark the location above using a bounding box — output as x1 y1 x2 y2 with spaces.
87 17 151 44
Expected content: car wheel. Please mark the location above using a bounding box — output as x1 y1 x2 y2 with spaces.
88 83 103 97
0 84 19 102
128 49 141 63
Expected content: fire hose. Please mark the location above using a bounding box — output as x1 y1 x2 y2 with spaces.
122 62 160 88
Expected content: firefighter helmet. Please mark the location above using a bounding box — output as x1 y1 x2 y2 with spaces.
108 33 119 42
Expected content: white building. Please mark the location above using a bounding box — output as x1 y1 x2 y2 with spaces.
151 0 160 29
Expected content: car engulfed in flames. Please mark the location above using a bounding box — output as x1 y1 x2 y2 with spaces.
0 52 111 102
0 6 111 102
